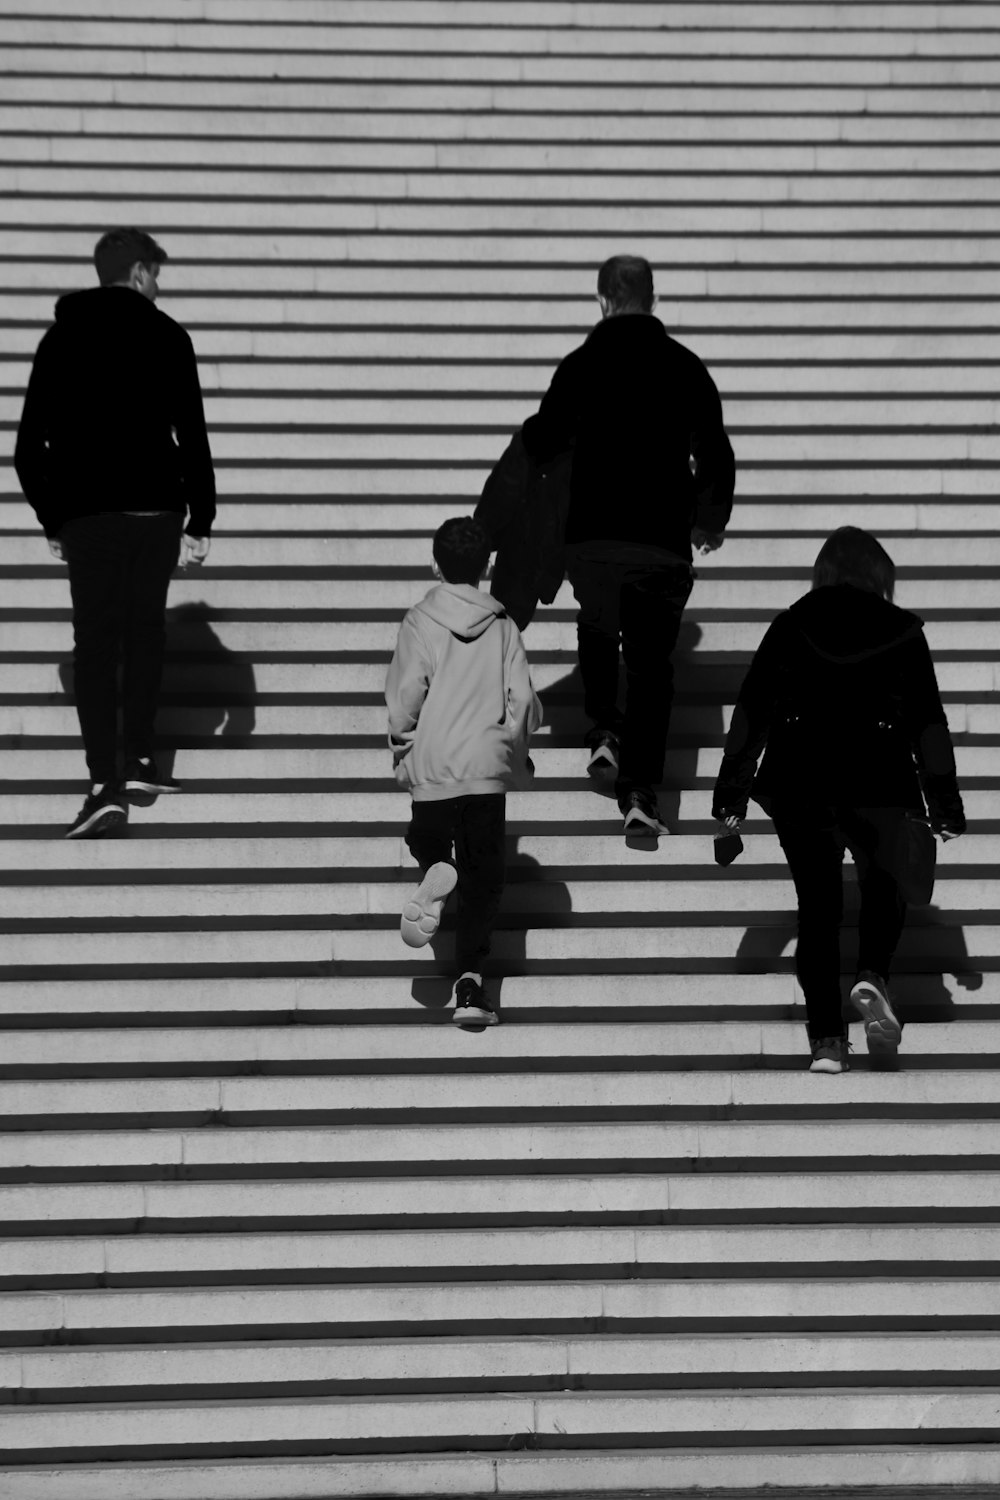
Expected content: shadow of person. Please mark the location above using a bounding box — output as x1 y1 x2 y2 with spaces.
896 900 982 1025
409 846 572 1022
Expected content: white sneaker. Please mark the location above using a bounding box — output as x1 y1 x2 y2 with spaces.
850 971 901 1057
400 862 457 948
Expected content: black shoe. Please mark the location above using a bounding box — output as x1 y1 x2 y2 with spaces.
121 757 181 798
621 787 667 835
809 1034 851 1074
586 730 620 780
453 975 499 1027
65 784 127 840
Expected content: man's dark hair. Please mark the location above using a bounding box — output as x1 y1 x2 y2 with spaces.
433 516 491 585
94 228 168 287
597 254 655 314
812 526 895 602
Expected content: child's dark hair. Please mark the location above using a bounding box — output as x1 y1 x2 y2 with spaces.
433 516 491 585
812 526 895 602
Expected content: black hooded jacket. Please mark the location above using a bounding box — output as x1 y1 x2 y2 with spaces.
522 312 735 562
712 584 965 832
14 285 216 537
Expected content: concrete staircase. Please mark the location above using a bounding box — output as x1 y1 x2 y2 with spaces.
2 1 1000 1495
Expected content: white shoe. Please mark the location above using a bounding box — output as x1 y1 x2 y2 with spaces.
400 862 457 948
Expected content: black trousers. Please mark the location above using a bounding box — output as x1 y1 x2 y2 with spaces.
60 512 183 783
567 557 693 798
406 794 506 976
771 804 908 1039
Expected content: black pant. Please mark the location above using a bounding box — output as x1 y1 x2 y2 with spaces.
60 512 183 783
406 794 506 976
567 557 693 798
771 804 908 1039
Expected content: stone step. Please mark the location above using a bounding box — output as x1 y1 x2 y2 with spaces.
4 17 998 56
4 1071 998 1126
0 874 990 926
5 500 999 538
2 1271 999 1337
3 575 997 616
8 534 1000 577
0 921 987 976
0 968 983 1023
4 1220 998 1286
8 1331 1000 1401
10 104 1000 146
5 1386 1000 1462
0 788 995 831
5 1448 999 1500
4 1114 1000 1175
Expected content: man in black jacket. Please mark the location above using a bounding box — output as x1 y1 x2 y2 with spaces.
523 255 735 833
15 228 216 837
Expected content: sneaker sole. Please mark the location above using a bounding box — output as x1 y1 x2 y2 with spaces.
401 862 458 948
453 1007 499 1026
809 1057 848 1074
587 750 618 780
65 806 126 839
122 782 181 796
850 981 902 1054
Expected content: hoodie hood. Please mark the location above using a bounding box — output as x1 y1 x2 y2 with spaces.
414 582 507 640
787 584 923 664
54 284 161 327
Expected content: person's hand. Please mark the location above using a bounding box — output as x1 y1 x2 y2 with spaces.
180 534 210 569
47 536 65 561
692 528 724 555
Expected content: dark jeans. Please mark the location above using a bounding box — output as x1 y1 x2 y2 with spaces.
60 512 183 783
771 804 908 1039
406 794 506 976
568 557 693 798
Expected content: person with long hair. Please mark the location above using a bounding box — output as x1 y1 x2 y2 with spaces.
712 527 965 1073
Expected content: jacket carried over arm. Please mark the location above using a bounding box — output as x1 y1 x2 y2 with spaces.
712 584 965 834
522 312 735 561
14 285 216 538
385 582 543 802
474 420 571 630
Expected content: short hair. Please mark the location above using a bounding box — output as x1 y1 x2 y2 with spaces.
812 526 895 602
597 254 655 314
94 228 168 287
433 516 491 585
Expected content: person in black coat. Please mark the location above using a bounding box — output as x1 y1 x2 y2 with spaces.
712 527 965 1074
523 254 735 836
14 227 216 838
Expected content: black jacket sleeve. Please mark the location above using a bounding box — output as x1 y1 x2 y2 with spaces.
13 328 59 536
690 361 735 536
902 632 966 833
712 615 789 819
171 328 216 537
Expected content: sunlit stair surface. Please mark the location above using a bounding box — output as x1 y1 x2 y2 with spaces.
1 1 1000 1496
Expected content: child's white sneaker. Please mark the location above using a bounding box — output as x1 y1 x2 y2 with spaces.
401 861 457 947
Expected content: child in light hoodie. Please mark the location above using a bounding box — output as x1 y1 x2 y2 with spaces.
385 517 542 1026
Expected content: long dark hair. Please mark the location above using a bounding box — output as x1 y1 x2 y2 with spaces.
812 526 895 602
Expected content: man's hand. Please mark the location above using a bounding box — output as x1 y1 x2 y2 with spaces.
47 536 65 561
180 534 211 569
692 528 724 555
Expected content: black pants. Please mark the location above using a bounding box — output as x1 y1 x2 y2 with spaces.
406 794 506 976
60 512 183 783
567 557 693 799
771 804 908 1039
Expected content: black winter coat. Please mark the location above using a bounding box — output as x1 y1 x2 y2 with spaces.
14 285 216 537
475 420 571 631
712 585 965 833
522 312 735 561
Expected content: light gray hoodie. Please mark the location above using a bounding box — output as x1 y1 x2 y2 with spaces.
385 582 542 801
